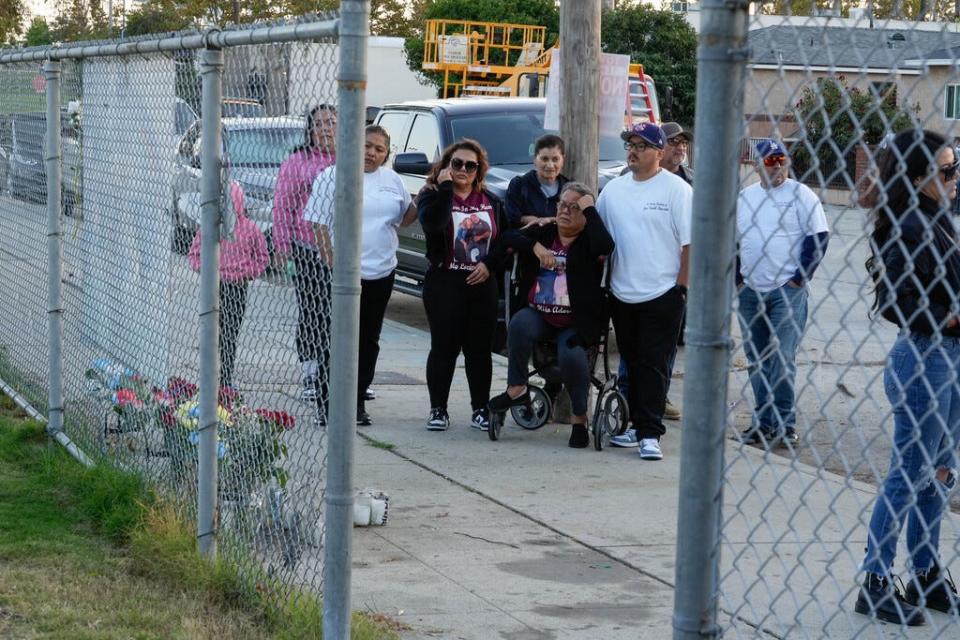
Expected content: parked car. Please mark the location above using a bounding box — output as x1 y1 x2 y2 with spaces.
170 115 304 254
7 111 82 217
373 97 627 294
221 98 266 119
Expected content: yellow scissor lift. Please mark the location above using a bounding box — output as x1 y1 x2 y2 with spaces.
422 19 552 98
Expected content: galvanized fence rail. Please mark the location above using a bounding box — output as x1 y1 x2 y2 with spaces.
0 6 367 632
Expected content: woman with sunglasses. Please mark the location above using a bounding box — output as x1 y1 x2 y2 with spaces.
417 139 508 432
855 129 960 626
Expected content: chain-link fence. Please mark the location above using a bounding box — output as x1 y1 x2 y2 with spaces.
0 12 366 631
679 4 960 638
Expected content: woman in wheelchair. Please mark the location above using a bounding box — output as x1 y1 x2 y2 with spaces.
487 182 615 447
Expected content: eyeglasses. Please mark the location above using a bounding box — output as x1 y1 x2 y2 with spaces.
940 161 960 181
762 154 787 167
450 158 479 172
624 141 656 152
667 137 689 147
557 201 582 213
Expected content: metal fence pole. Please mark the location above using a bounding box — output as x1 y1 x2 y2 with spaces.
672 0 749 638
44 58 64 439
322 0 369 636
197 44 224 559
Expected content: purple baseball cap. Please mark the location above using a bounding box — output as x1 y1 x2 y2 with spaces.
755 138 787 158
620 122 666 149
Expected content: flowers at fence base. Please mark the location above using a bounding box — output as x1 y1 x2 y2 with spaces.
113 388 144 409
254 409 296 431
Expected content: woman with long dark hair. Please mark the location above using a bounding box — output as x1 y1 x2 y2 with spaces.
271 104 336 411
417 139 507 432
855 129 960 625
303 125 417 425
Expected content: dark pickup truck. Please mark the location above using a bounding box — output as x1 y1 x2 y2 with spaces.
373 97 627 295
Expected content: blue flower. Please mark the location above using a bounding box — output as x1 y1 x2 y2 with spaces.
188 431 199 445
107 375 121 390
189 405 200 419
93 357 111 371
217 442 228 459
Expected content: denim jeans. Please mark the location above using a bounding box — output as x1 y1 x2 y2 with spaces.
507 307 590 416
737 283 809 433
862 333 960 577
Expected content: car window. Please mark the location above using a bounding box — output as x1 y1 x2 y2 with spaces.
222 101 265 118
224 126 302 167
449 111 623 164
405 114 440 160
375 112 410 156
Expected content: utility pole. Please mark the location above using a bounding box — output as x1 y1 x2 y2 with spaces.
559 0 601 194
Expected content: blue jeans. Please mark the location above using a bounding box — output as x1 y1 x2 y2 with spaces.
507 308 589 416
863 333 960 576
737 283 808 433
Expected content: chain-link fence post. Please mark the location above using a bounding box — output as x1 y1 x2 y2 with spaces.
44 57 64 439
322 1 369 637
673 1 749 638
197 44 224 559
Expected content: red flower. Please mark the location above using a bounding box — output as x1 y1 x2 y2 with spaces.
218 386 241 410
255 409 296 431
159 408 177 427
115 388 143 408
167 377 197 401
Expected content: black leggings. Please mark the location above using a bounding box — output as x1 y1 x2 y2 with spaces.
293 244 332 409
422 268 498 411
219 280 249 388
357 271 396 406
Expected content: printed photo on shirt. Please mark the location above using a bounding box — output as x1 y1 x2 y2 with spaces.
533 256 569 310
452 210 493 264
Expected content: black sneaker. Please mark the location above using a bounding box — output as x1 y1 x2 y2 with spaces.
356 408 372 426
905 566 960 614
781 427 799 447
568 423 589 448
426 407 449 431
471 407 491 431
740 426 774 446
364 387 376 401
488 390 530 413
854 573 925 626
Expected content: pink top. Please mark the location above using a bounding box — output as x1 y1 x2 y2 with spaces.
271 148 335 254
189 182 270 283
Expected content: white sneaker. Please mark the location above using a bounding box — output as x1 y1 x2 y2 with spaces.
639 438 663 461
610 428 638 448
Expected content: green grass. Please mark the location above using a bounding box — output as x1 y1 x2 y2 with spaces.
365 436 397 451
0 393 399 639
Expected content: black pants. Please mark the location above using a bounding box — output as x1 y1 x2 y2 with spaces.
423 268 498 411
612 288 685 440
219 280 249 388
293 244 332 410
358 271 396 407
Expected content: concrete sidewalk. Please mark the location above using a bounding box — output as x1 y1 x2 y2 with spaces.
351 317 960 640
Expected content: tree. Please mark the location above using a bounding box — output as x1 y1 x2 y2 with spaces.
791 75 916 184
601 5 698 126
51 0 111 42
125 0 193 36
0 0 25 45
23 16 52 47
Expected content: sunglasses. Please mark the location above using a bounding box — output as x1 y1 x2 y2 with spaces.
940 161 960 181
667 137 689 147
624 141 657 152
762 154 787 167
557 201 582 213
450 158 479 173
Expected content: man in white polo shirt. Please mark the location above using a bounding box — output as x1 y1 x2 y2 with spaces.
737 139 829 448
597 122 692 461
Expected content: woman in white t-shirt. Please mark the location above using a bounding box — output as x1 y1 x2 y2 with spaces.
303 125 417 425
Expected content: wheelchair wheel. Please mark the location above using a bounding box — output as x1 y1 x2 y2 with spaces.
488 410 504 441
593 389 629 451
511 386 551 430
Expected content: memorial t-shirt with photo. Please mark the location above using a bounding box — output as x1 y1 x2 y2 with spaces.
528 237 572 328
449 191 497 271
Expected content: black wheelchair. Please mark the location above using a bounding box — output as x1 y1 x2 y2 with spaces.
488 262 630 450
